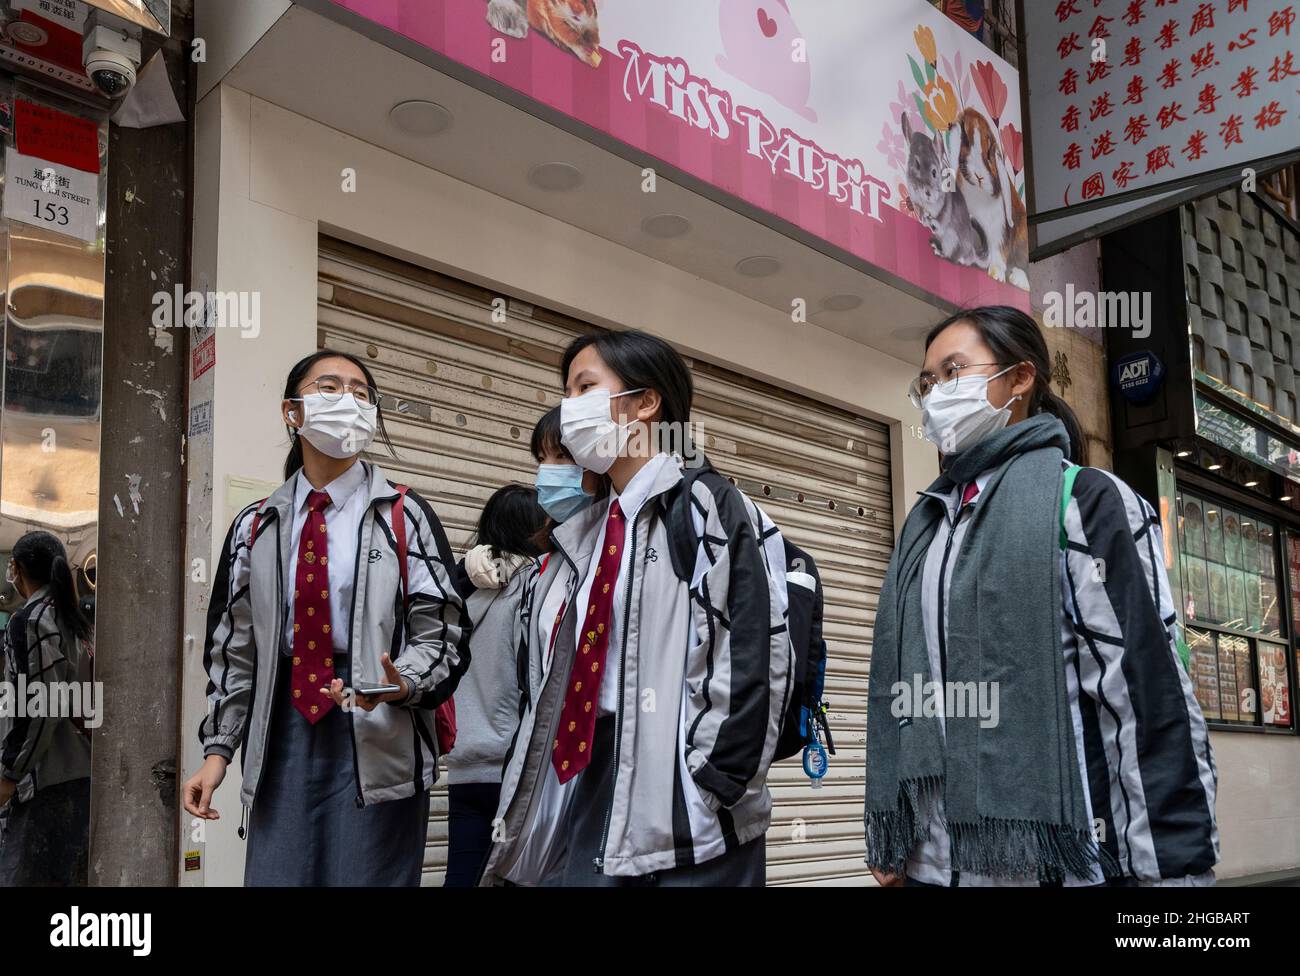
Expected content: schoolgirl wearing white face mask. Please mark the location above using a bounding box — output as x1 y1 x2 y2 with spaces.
866 306 1218 889
182 351 471 886
482 331 789 888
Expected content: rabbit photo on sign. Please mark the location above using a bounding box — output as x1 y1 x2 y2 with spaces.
486 0 602 67
956 106 1029 289
901 111 986 267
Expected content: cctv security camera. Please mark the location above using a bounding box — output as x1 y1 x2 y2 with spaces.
83 16 141 99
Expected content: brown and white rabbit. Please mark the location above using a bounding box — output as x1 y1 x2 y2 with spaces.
955 107 1028 288
901 112 986 267
486 0 602 67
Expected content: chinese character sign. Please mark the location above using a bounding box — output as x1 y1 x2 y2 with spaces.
1023 0 1300 216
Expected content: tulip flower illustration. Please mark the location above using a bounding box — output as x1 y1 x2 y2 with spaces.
921 74 959 131
1000 122 1024 175
914 25 937 66
970 59 1008 124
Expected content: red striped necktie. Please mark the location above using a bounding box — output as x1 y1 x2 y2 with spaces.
552 499 625 783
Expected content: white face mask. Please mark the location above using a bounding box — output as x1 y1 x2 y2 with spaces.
560 387 646 475
4 562 15 586
921 365 1020 456
290 392 378 459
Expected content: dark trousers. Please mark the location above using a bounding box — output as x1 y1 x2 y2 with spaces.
558 715 766 887
0 777 89 887
444 781 501 888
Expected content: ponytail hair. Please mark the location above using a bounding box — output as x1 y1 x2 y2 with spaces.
12 531 92 642
925 305 1089 466
282 350 397 480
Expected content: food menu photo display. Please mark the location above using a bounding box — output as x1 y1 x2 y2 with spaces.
1177 490 1281 635
1178 489 1288 726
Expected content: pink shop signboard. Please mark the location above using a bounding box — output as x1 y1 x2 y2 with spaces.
326 0 1031 309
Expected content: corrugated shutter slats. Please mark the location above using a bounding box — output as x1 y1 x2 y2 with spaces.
317 238 892 886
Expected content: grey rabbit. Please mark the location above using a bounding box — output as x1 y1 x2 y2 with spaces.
901 113 986 267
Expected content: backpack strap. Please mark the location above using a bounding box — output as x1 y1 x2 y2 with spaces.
391 484 410 609
1059 464 1081 551
663 466 716 586
389 484 455 741
248 498 269 547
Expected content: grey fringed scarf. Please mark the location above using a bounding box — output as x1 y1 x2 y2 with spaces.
864 414 1113 882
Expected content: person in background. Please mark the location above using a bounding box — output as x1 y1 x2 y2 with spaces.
443 484 548 888
182 350 470 886
865 305 1218 888
0 531 94 886
481 329 789 887
521 405 605 702
533 404 601 527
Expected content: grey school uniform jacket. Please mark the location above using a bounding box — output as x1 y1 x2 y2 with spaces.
445 565 535 785
480 459 791 881
199 463 471 808
1 586 93 802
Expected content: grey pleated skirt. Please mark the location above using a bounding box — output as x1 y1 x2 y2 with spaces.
244 654 430 887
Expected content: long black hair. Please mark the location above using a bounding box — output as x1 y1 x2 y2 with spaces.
559 330 694 429
12 531 92 642
474 484 548 559
925 305 1089 466
282 350 396 480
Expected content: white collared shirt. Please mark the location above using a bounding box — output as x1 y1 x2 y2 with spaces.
282 460 369 654
501 453 680 884
574 453 677 716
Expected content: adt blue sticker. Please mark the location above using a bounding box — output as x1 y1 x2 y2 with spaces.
1114 351 1165 403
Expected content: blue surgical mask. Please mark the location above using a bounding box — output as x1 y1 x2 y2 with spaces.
536 463 594 522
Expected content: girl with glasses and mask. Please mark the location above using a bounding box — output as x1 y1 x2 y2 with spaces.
182 350 471 886
866 306 1218 888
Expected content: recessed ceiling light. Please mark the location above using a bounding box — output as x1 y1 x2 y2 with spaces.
1281 495 1293 502
388 100 453 136
527 162 583 191
1176 450 1192 458
1245 480 1259 487
1207 463 1222 470
735 256 782 277
641 214 691 238
822 294 863 312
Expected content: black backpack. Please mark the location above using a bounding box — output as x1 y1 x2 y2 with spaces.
657 462 833 764
775 540 833 762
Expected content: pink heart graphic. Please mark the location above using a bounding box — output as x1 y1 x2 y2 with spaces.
757 8 778 37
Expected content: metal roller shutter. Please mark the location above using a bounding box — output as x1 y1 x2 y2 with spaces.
316 237 894 886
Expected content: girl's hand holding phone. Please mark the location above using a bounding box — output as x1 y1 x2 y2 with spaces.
323 653 413 712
